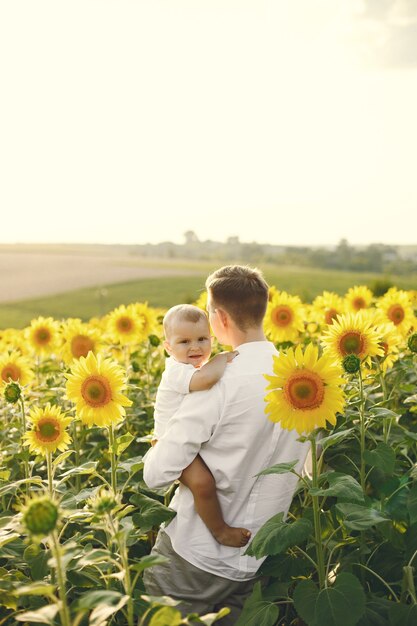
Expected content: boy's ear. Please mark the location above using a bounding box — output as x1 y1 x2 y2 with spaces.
163 340 172 355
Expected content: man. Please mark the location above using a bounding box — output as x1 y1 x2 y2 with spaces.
143 265 310 623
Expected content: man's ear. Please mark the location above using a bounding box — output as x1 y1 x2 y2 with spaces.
163 340 172 355
216 307 229 328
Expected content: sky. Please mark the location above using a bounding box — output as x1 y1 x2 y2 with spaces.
1 0 416 247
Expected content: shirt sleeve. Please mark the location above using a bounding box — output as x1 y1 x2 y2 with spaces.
143 384 223 489
165 359 196 394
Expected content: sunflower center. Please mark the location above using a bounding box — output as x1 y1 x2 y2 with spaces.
116 316 134 333
71 335 95 358
387 304 405 325
339 331 364 356
36 418 60 442
284 370 325 410
379 341 389 356
353 297 366 310
272 305 293 328
81 375 112 407
35 327 51 345
324 308 338 325
1 364 21 382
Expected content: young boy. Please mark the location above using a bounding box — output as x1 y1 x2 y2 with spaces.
152 303 251 548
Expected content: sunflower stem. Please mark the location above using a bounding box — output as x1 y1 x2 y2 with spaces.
51 530 71 626
358 368 366 493
108 424 117 493
311 434 326 589
19 396 30 491
46 451 54 497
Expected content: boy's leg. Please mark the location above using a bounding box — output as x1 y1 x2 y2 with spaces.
180 454 251 548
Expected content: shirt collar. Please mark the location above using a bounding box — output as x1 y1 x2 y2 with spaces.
234 340 276 353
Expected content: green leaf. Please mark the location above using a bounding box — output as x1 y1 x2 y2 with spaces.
315 573 365 626
149 607 183 626
14 583 55 597
59 461 98 477
76 590 125 610
369 407 400 419
15 603 61 624
141 595 181 607
311 472 364 503
245 513 312 558
118 455 144 474
52 449 74 467
293 579 319 625
89 594 130 626
114 433 135 455
388 603 417 625
131 493 176 533
364 443 396 474
319 429 355 451
336 503 388 530
256 460 298 477
407 482 417 525
193 607 231 625
130 554 169 574
235 582 280 626
0 476 43 497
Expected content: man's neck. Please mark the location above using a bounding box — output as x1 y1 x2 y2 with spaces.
229 327 267 349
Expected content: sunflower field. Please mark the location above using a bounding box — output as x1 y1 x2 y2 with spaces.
1 286 417 626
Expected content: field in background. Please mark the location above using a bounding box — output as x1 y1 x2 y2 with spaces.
1 260 416 329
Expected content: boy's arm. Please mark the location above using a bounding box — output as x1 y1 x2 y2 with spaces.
189 351 238 391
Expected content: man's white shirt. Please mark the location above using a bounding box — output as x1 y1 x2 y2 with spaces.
153 357 196 439
143 341 310 581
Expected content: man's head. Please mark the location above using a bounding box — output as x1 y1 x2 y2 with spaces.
163 304 212 367
205 265 269 343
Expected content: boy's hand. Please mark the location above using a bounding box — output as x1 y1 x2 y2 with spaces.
217 350 239 363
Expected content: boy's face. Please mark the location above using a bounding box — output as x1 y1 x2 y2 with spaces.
164 317 212 368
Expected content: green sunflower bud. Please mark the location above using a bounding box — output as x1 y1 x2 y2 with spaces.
408 333 417 354
4 382 21 404
149 334 161 347
87 488 118 516
342 354 361 374
131 361 140 373
23 496 59 536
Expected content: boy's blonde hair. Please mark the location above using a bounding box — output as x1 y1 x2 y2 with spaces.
205 265 269 330
163 304 209 339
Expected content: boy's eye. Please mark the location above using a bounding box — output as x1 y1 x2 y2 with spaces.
198 337 208 342
180 339 189 344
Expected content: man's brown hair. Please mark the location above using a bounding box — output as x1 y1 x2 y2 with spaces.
205 265 269 330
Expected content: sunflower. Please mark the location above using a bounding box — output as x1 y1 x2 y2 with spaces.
264 291 305 344
65 351 132 427
0 351 34 387
321 312 384 363
374 322 403 372
345 286 373 312
133 302 159 338
264 343 346 434
376 288 415 337
23 404 72 456
194 291 208 311
25 317 61 356
60 319 101 364
106 304 144 346
312 291 345 327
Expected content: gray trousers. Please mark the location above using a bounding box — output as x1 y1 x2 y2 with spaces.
143 530 258 625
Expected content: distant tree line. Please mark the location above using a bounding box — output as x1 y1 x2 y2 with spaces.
131 233 417 275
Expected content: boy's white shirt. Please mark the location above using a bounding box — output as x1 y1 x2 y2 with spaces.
144 340 311 582
153 357 196 439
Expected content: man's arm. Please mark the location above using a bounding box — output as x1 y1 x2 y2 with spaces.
143 384 222 489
